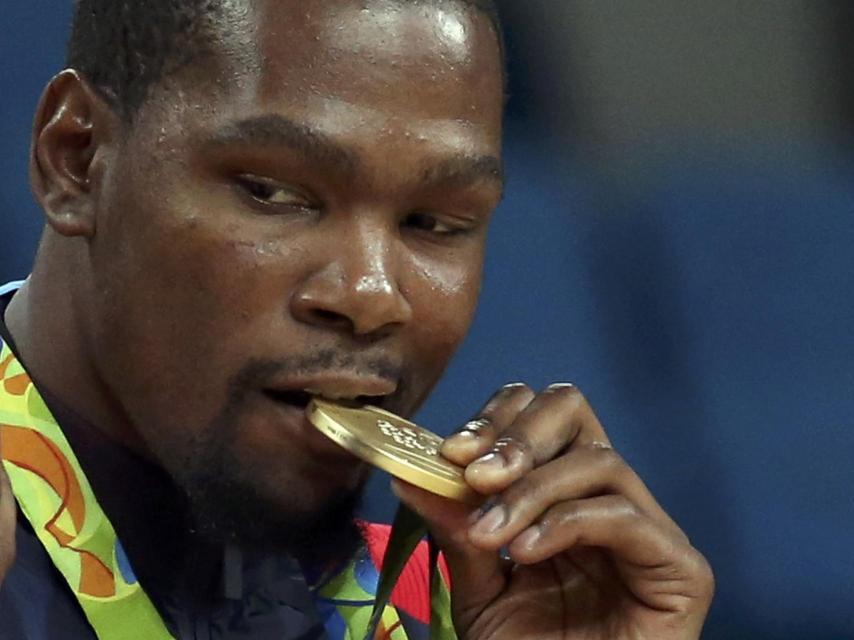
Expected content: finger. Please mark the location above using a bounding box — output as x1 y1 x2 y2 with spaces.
465 384 608 494
467 443 686 550
391 479 508 619
506 495 714 613
441 383 535 466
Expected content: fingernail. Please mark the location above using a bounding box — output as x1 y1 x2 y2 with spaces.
448 429 479 442
514 525 541 551
471 504 507 536
465 418 491 432
472 452 506 470
467 499 497 525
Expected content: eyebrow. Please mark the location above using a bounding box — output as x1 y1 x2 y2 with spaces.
420 154 505 194
206 114 360 176
207 113 504 192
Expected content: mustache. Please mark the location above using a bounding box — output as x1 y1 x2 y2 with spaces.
229 349 405 391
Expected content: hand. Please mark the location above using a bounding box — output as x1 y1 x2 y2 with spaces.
393 383 714 640
0 433 16 587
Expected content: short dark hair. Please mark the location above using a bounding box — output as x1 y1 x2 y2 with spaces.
66 0 505 121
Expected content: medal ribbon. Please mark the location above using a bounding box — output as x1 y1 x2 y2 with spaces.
367 506 456 640
0 339 174 639
0 330 452 639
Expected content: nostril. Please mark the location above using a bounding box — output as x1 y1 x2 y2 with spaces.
312 308 352 328
291 269 411 335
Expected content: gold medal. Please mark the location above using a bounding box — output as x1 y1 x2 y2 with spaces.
307 398 481 504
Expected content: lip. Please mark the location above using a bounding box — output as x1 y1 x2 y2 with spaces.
261 390 363 463
263 374 398 406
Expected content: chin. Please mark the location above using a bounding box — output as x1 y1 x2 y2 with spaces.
150 366 375 560
179 456 370 563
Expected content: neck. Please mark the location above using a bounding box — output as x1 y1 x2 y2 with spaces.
5 240 150 457
4 246 240 602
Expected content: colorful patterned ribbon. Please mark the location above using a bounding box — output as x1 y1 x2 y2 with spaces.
0 338 173 639
0 335 429 639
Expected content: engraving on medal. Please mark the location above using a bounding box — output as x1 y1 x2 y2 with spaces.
307 398 480 503
377 419 440 456
384 444 459 479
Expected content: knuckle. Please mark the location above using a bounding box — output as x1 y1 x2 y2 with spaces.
589 444 627 474
700 559 716 598
501 473 543 506
663 546 716 603
547 502 583 529
686 549 716 595
608 495 642 522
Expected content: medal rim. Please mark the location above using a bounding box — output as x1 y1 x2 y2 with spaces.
307 399 481 504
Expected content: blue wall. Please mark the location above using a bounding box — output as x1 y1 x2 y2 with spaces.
3 6 853 639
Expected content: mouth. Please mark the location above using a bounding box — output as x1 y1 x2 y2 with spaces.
260 384 395 465
262 388 390 411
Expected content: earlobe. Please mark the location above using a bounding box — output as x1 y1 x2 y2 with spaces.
30 69 117 239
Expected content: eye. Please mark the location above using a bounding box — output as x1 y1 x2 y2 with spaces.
236 174 314 208
402 211 458 235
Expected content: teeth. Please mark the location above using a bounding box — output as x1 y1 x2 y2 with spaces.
303 389 360 401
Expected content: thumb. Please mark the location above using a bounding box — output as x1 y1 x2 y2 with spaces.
391 480 507 624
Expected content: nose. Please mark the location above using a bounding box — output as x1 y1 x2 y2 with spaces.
290 220 413 336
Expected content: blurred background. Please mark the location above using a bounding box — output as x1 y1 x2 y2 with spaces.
2 1 852 638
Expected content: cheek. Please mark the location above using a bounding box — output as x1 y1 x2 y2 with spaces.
91 199 300 394
407 251 482 350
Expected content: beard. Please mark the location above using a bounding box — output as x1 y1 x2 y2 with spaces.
160 356 388 567
180 457 368 567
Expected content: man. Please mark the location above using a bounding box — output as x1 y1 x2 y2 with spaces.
0 0 714 638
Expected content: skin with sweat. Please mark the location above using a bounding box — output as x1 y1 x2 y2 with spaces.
8 0 503 527
0 1 714 637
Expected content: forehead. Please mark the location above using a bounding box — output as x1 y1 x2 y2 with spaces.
255 1 500 112
257 0 503 147
137 0 503 159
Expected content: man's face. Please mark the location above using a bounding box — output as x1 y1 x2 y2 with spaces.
84 0 503 549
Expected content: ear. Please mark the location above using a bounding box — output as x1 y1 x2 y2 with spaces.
30 69 120 239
